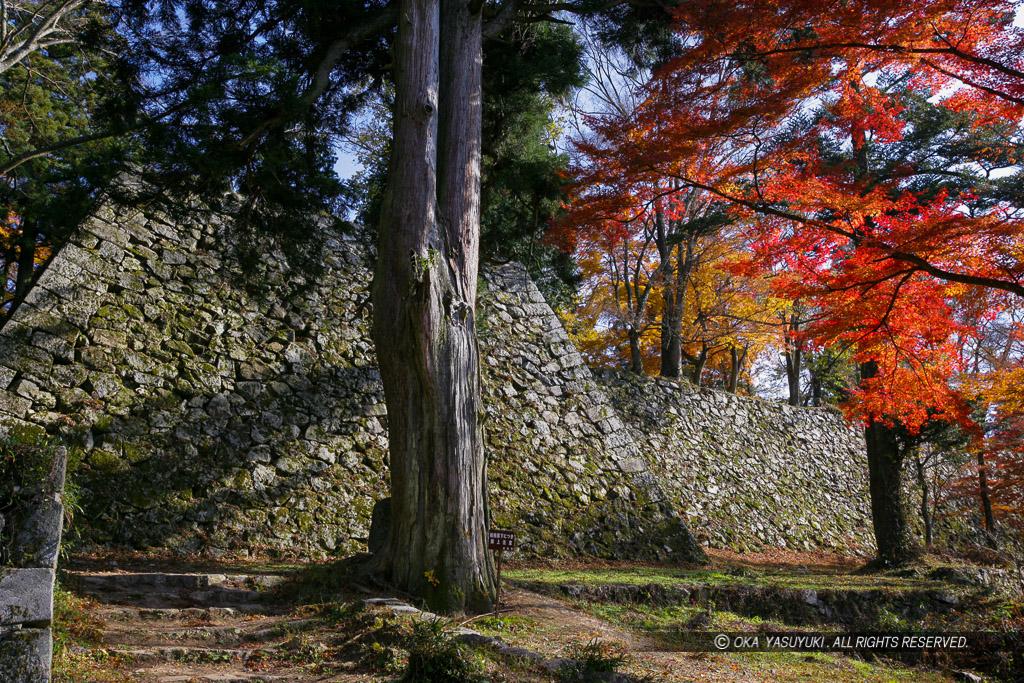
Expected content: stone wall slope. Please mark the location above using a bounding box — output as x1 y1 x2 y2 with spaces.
0 202 699 560
600 373 873 552
0 200 871 559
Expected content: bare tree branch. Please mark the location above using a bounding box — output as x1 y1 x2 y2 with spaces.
0 0 87 75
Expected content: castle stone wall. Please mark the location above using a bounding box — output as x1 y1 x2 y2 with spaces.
0 200 872 559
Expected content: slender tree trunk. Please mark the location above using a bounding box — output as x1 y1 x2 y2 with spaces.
368 0 495 614
861 361 921 566
784 313 801 406
727 344 746 393
691 346 707 386
810 369 822 407
13 220 37 308
660 295 683 378
913 450 933 548
659 244 685 379
660 235 698 379
785 352 800 406
627 327 644 374
977 450 998 550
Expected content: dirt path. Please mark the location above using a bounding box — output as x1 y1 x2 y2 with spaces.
62 562 962 683
482 586 958 683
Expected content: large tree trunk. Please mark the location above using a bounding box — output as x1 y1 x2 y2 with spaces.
368 0 496 614
861 361 921 567
12 219 37 308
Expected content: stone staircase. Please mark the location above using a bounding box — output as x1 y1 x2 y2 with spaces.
66 569 356 682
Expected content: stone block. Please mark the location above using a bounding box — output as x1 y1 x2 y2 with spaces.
0 626 52 683
0 393 31 419
0 569 55 627
9 496 64 569
84 217 130 247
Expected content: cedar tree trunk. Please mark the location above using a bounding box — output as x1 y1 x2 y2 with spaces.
368 0 496 614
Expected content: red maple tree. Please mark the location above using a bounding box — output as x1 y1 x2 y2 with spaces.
559 0 1024 562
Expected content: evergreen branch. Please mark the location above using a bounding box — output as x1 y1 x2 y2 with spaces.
237 5 399 149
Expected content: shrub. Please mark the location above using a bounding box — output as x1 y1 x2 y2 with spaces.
0 427 75 564
401 619 485 683
557 639 629 681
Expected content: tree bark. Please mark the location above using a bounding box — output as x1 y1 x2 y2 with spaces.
690 345 708 386
727 344 746 393
368 0 496 614
783 312 801 406
861 361 921 567
660 290 683 377
13 219 37 309
627 327 644 374
913 450 933 548
659 230 698 379
976 450 998 550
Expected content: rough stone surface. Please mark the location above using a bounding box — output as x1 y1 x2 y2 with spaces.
0 569 55 627
0 627 51 683
8 495 64 570
1 441 65 683
599 372 872 551
0 202 872 559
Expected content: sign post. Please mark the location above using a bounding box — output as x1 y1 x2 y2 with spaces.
487 529 515 610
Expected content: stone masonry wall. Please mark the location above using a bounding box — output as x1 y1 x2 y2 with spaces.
0 201 698 560
600 373 873 552
0 198 872 559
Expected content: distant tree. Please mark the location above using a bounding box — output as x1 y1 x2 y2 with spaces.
0 0 91 75
0 1 132 315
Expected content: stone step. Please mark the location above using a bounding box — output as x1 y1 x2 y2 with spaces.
76 572 230 590
82 586 266 608
115 645 273 664
137 670 298 683
101 604 286 622
104 625 246 646
103 619 317 647
70 571 286 592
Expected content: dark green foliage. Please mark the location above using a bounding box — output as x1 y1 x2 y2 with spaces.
114 0 395 272
480 23 585 304
803 345 856 407
585 1 680 71
0 4 136 314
